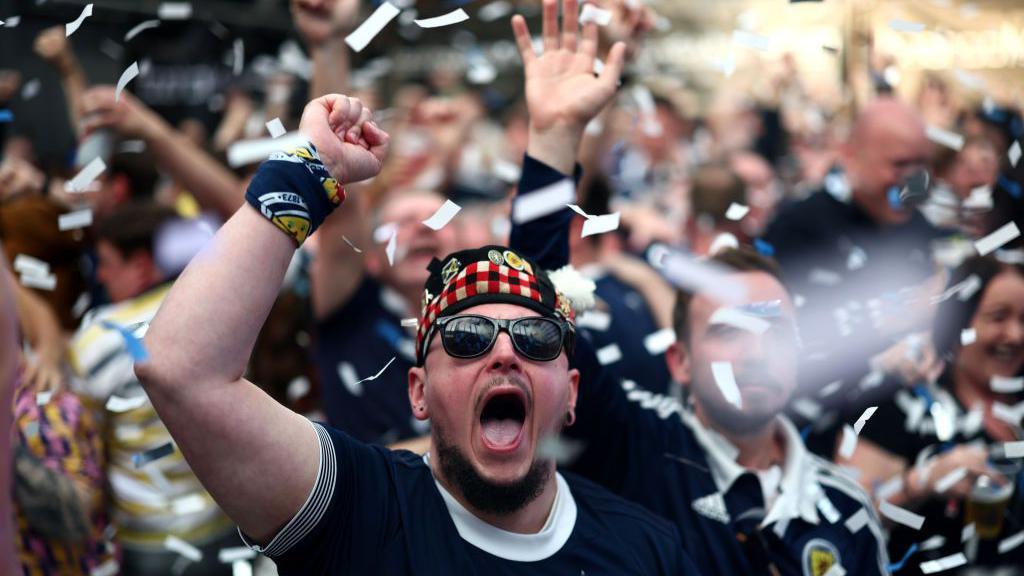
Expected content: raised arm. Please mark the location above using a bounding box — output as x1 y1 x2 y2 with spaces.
0 260 20 575
292 0 359 98
136 94 388 544
80 86 244 220
34 27 88 137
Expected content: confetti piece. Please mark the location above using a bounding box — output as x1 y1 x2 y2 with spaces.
926 125 965 151
352 357 396 388
711 361 742 408
581 212 621 237
385 227 397 266
422 199 462 231
265 117 286 139
511 179 575 224
962 523 976 542
732 29 771 51
219 547 257 563
106 394 148 412
21 78 40 100
341 235 362 253
838 424 857 459
3 16 20 28
115 61 140 102
171 493 207 515
36 390 54 405
975 222 1020 256
1003 440 1024 458
643 328 676 355
631 85 662 136
725 203 749 221
960 328 977 346
853 406 877 435
709 233 739 255
919 552 966 573
20 273 57 291
844 507 870 533
164 535 202 562
999 531 1024 554
101 320 150 362
579 3 612 26
400 318 418 328
595 343 622 365
576 310 611 331
232 38 244 75
992 376 1024 393
708 306 770 334
125 19 159 41
889 19 926 32
226 132 307 167
91 559 119 576
934 466 967 493
1010 141 1022 168
133 441 175 468
65 3 93 37
492 159 521 183
817 495 841 523
346 2 401 52
963 186 993 211
14 254 50 278
232 561 253 576
880 500 925 530
286 376 311 402
67 157 107 193
157 2 193 20
58 209 93 231
415 8 469 28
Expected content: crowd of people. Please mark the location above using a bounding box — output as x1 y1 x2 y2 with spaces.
1 0 1023 574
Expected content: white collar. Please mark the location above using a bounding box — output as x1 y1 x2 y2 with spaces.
680 411 821 527
425 454 578 562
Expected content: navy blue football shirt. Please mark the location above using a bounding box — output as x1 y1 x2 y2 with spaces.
241 423 700 575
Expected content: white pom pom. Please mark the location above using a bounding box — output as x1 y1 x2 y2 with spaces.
547 265 596 313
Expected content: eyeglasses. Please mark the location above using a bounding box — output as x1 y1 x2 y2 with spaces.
431 315 573 362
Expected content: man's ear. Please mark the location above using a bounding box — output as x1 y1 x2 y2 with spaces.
665 340 691 388
408 366 429 421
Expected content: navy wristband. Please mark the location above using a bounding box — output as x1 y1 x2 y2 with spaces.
245 142 345 245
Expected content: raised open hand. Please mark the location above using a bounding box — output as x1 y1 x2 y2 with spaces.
512 0 625 134
299 94 389 185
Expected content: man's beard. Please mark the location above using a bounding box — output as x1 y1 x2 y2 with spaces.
434 429 551 517
697 373 785 436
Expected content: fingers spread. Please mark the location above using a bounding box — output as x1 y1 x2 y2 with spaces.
511 16 536 64
542 0 559 53
562 0 579 53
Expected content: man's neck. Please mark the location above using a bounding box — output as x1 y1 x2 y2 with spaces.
430 457 559 534
694 405 786 471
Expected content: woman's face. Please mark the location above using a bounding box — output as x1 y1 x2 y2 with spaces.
957 269 1024 387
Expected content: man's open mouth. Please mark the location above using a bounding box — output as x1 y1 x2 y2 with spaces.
479 389 528 451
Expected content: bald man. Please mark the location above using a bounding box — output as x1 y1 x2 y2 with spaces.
762 98 951 455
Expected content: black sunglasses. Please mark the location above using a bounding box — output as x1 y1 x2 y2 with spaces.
431 315 573 362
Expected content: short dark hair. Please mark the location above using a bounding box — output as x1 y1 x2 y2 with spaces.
690 162 746 226
94 201 178 258
109 145 160 199
671 248 784 343
932 255 1024 363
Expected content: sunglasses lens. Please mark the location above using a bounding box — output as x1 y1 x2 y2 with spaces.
511 318 564 361
442 316 497 357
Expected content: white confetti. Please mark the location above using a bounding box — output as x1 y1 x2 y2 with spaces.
963 186 993 211
960 328 977 346
58 209 94 231
853 406 877 435
478 1 512 22
658 249 747 304
65 4 93 37
934 466 967 493
581 212 621 237
1003 441 1024 458
124 19 159 41
879 500 925 530
576 310 611 331
1010 141 1022 168
631 84 662 136
170 493 207 515
20 273 57 291
67 157 107 193
844 507 870 533
819 380 843 397
219 547 257 564
992 376 1024 394
354 357 395 388
232 38 244 75
919 552 967 573
838 424 858 460
492 159 521 183
157 2 193 20
14 254 50 278
725 203 749 221
579 3 612 26
643 328 676 355
975 222 1021 256
385 226 397 266
164 535 202 562
3 16 19 28
265 117 286 139
999 530 1024 554
105 394 148 412
962 523 976 542
414 8 469 28
511 179 575 224
711 361 742 409
341 235 362 253
21 78 40 100
709 233 739 255
226 132 308 167
889 19 926 32
422 199 462 231
286 376 310 403
708 306 769 334
346 2 401 52
400 318 418 327
926 125 965 151
595 343 622 365
232 561 252 576
115 61 139 102
36 390 54 405
817 495 841 523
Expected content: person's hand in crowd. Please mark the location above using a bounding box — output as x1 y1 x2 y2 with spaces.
79 86 162 140
0 158 45 201
513 0 626 174
589 0 657 60
299 94 389 185
869 332 944 387
21 346 65 396
292 0 360 47
0 70 21 104
33 26 78 75
618 203 682 251
905 445 1005 502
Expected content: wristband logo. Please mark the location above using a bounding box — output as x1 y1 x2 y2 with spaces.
257 191 312 244
322 177 344 206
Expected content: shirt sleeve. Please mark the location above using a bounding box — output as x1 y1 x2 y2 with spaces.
508 154 581 271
